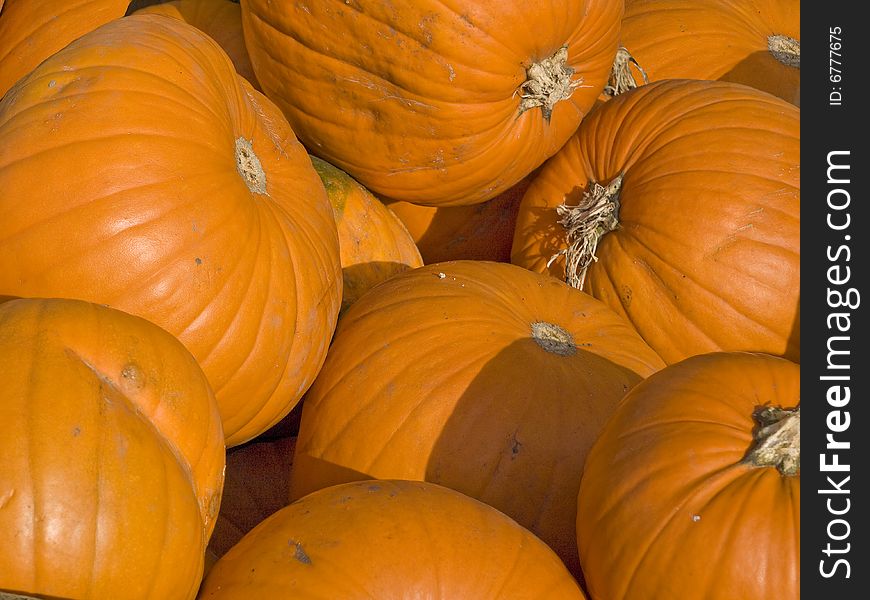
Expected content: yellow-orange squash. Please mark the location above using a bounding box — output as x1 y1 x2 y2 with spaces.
132 0 259 89
0 15 342 446
201 480 587 598
0 0 130 97
239 0 623 206
0 297 225 600
511 79 800 364
577 352 799 599
311 156 423 313
290 260 665 576
619 0 800 105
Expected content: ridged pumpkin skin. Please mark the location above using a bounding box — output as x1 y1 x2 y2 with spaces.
511 79 799 364
0 15 342 446
201 480 587 599
0 298 219 600
0 0 130 97
290 260 665 576
311 156 423 313
239 0 623 206
385 174 531 264
620 0 800 105
577 352 800 599
132 0 259 90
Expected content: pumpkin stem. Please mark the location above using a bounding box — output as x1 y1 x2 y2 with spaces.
745 405 800 476
235 137 267 195
517 46 585 122
768 35 800 69
530 321 577 356
548 174 623 290
603 47 649 98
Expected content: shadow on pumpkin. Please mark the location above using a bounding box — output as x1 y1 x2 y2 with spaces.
718 50 800 106
340 260 420 315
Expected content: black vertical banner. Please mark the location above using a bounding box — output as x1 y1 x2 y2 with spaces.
803 1 867 596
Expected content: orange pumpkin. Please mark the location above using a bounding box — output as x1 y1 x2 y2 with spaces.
0 297 223 600
0 0 130 98
132 0 260 89
385 174 531 264
311 156 423 313
201 480 587 598
239 0 623 206
0 15 342 447
511 79 800 364
577 352 799 599
618 0 799 105
290 260 665 576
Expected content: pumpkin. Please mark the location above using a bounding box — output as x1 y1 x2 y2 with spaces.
0 297 223 599
616 0 799 105
385 174 531 264
239 0 623 206
289 260 665 576
0 0 131 98
132 0 260 90
207 435 296 559
511 79 800 365
0 15 343 447
311 156 423 313
576 351 799 599
201 480 586 598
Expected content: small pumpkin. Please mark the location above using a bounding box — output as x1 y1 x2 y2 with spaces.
311 156 423 313
385 174 531 264
616 0 799 105
201 480 587 598
239 0 623 206
290 260 665 576
0 0 131 97
0 297 224 600
132 0 260 89
576 351 799 599
0 15 342 446
511 79 800 364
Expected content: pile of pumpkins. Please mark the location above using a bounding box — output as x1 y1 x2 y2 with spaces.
0 0 799 598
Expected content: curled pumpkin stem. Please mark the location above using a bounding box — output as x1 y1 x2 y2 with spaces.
768 34 800 69
745 405 800 476
603 47 648 98
518 46 585 122
548 174 623 290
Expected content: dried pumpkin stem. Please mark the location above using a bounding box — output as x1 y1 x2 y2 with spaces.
530 321 576 356
548 174 623 290
745 405 800 476
235 136 267 195
603 47 649 97
517 46 585 121
768 35 800 69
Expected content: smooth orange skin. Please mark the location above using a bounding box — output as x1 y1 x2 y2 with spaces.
311 156 423 314
512 79 800 365
132 0 260 90
621 0 800 105
201 480 586 599
240 0 623 206
577 352 800 600
290 260 665 576
0 0 130 97
385 174 531 264
0 298 218 600
0 15 342 446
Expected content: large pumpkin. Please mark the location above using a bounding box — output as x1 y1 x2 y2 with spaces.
511 79 800 364
311 156 423 313
290 260 665 576
239 0 623 206
0 297 224 599
618 0 800 104
576 352 799 599
201 480 587 598
0 0 130 97
132 0 259 89
0 15 342 446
